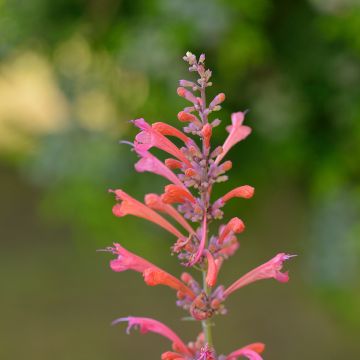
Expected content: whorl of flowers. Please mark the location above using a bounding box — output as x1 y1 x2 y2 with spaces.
102 52 295 359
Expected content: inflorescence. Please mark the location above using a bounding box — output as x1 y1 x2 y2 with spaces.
101 52 295 360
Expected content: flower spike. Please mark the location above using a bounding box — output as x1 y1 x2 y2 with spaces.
224 253 296 298
101 52 295 359
110 189 186 239
112 317 192 357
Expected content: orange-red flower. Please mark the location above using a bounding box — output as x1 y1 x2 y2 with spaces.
161 185 196 204
110 189 185 239
143 267 196 300
144 193 195 235
218 217 245 244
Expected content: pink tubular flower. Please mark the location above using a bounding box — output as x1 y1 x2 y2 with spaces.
109 243 157 273
177 87 198 104
113 316 192 357
224 253 296 298
205 250 217 287
134 149 185 188
215 112 252 165
177 111 202 126
152 122 192 145
226 343 265 360
165 158 184 170
218 217 245 244
201 124 212 149
110 189 185 239
143 267 196 299
145 193 195 235
214 186 255 209
161 185 196 204
161 351 186 360
133 118 191 167
209 93 225 109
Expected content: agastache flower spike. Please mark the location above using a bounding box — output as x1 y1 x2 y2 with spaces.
102 52 295 360
112 317 192 357
223 253 296 298
110 189 186 239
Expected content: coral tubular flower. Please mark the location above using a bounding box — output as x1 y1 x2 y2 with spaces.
215 186 255 208
224 253 296 298
113 316 192 357
109 243 157 273
215 112 252 165
209 93 225 109
177 111 201 126
161 351 186 360
225 343 265 360
134 149 185 188
134 118 191 167
218 217 245 244
161 184 196 204
145 193 195 234
110 189 185 239
201 123 212 149
177 87 198 104
165 158 184 170
152 122 192 145
205 250 217 287
143 267 196 299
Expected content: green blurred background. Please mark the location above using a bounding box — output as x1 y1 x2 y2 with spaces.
1 0 360 359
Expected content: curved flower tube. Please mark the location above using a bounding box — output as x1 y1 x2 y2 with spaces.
143 267 196 299
109 243 158 273
133 118 192 167
161 185 196 204
215 112 252 165
144 193 195 235
224 253 296 298
110 189 186 239
225 343 265 360
134 149 185 188
112 317 192 357
218 217 245 244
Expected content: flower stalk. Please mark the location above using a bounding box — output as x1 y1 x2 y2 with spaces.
101 52 295 359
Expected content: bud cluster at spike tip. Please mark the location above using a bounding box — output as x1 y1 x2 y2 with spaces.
100 52 296 359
